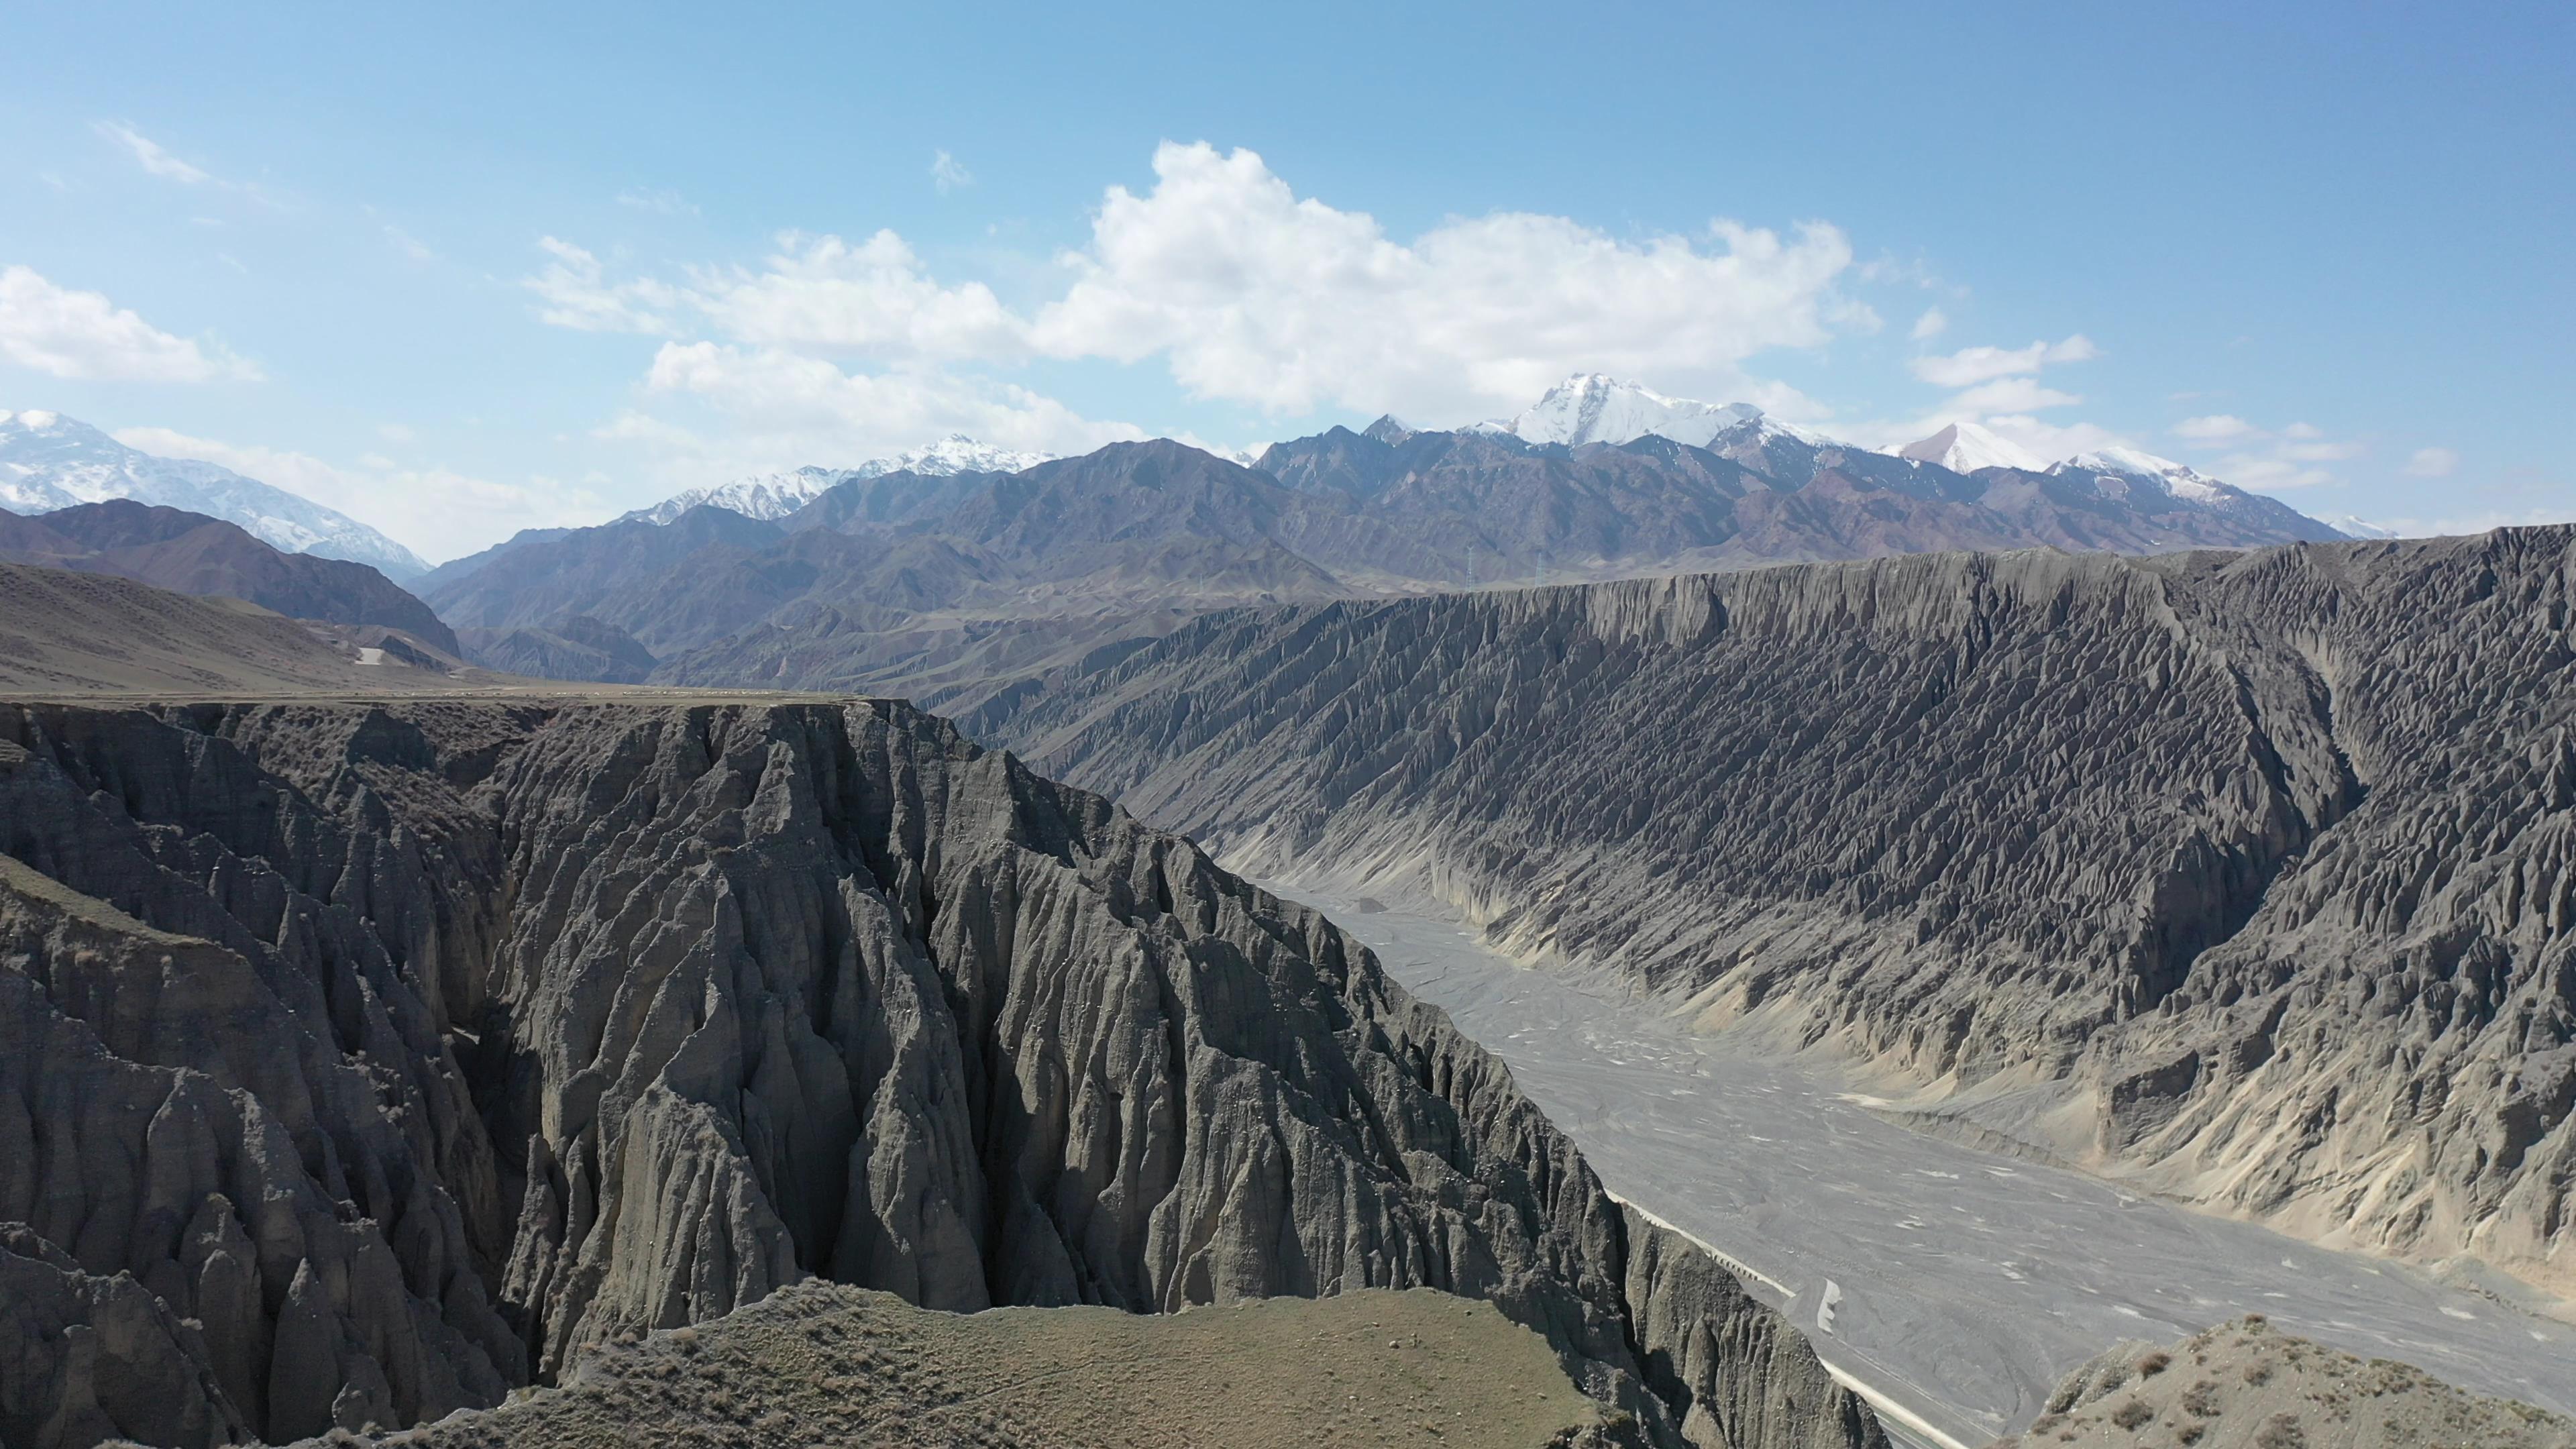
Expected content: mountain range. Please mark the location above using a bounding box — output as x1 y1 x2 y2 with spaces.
0 498 456 652
0 409 429 578
619 434 1058 524
413 378 2342 700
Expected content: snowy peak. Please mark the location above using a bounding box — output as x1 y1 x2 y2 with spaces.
2054 446 2233 504
1361 415 1415 445
625 466 853 525
1895 421 2048 474
627 435 1056 525
889 434 1055 478
0 409 429 578
1496 374 1828 450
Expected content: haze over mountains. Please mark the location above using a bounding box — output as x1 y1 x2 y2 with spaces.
386 375 2346 700
0 410 429 579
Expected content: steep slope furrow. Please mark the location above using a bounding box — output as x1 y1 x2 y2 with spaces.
0 700 1880 1449
972 530 2576 1297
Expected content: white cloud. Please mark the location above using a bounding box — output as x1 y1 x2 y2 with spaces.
384 225 436 263
2278 437 2365 463
2173 414 2257 443
2214 453 2338 490
1944 376 2082 414
2161 411 2367 493
115 425 605 563
1974 414 2127 462
1910 307 1947 341
1908 334 2096 388
95 121 211 184
618 342 1142 490
0 264 260 382
525 237 680 333
2406 447 2459 478
686 231 1026 360
529 141 1869 437
930 150 974 193
1030 142 1858 421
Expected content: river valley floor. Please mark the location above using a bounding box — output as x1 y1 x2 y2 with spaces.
1254 877 2576 1448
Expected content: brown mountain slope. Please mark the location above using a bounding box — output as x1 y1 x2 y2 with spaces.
0 562 464 696
1 500 458 652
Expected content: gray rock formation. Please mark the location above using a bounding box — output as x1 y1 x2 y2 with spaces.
969 527 2576 1300
0 698 1880 1449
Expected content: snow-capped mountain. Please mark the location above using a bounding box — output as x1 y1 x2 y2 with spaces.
624 466 857 525
0 409 429 578
1894 420 2049 474
2053 445 2231 504
2316 513 2401 540
1487 374 1832 449
625 435 1055 525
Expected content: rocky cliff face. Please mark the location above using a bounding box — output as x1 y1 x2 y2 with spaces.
0 699 1880 1449
970 527 2576 1300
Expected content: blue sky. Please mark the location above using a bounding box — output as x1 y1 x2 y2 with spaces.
2 1 2568 561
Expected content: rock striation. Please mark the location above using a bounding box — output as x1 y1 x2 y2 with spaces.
0 698 1881 1449
970 527 2576 1299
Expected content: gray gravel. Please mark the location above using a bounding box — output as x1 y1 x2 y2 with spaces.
1262 879 2576 1449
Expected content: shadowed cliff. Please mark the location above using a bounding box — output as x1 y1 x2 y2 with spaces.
0 698 1880 1449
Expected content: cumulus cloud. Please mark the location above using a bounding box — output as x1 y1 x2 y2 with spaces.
1910 307 1947 340
930 150 974 193
533 142 1867 430
94 121 212 184
0 264 260 382
115 425 604 562
1908 335 2096 389
1030 142 1856 420
687 232 1026 360
2406 447 2459 478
